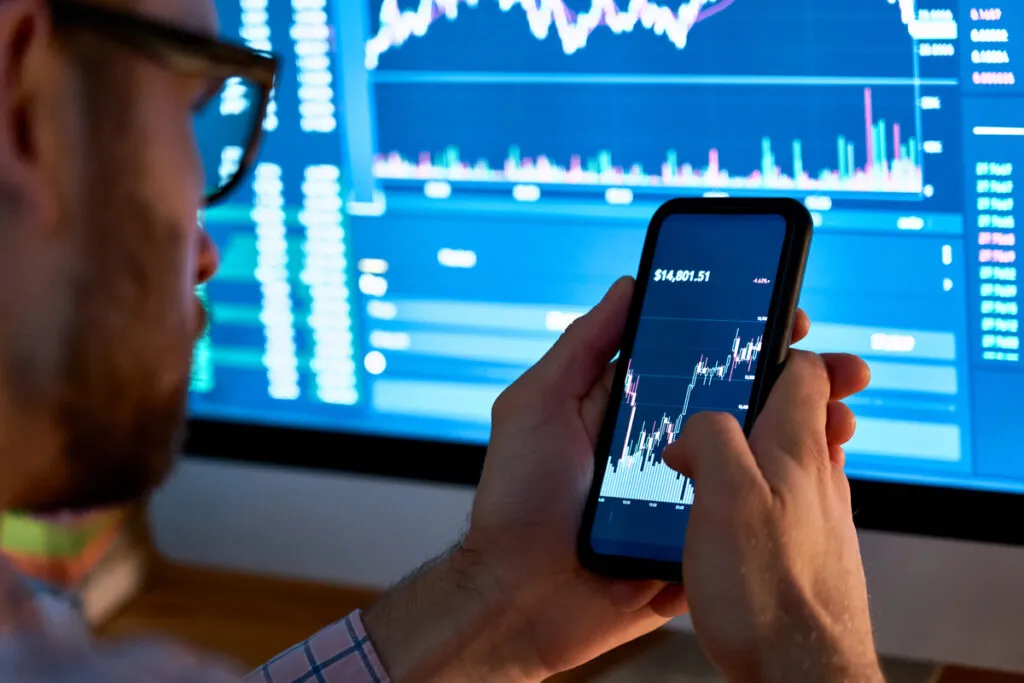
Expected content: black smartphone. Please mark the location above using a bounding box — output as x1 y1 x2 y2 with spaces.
577 197 813 583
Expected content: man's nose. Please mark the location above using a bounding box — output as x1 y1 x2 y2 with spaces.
196 227 220 284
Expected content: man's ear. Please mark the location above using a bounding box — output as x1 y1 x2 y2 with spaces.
0 0 58 222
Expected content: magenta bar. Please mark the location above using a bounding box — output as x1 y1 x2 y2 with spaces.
864 88 874 172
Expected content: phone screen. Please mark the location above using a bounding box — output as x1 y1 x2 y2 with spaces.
588 212 789 564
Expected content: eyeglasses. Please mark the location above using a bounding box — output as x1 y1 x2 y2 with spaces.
49 0 280 206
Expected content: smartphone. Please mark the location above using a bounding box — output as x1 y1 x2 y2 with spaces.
577 197 813 583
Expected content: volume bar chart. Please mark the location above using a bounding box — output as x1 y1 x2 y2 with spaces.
373 88 923 196
599 452 696 505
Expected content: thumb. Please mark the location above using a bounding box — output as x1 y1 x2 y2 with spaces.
749 349 832 471
663 411 761 492
526 276 634 399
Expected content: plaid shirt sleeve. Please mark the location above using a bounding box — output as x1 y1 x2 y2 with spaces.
244 610 390 683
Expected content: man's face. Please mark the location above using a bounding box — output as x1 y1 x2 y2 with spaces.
0 0 222 510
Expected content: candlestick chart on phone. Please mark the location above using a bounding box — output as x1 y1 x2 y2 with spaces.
597 323 765 505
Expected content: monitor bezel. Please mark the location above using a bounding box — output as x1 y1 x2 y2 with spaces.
184 418 1024 546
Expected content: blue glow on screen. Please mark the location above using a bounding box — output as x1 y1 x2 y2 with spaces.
190 0 1024 495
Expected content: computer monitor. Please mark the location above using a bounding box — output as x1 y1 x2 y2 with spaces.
154 0 1024 673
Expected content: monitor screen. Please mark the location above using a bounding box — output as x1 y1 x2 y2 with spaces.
190 0 1024 496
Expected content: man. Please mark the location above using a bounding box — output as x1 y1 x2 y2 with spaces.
0 0 883 680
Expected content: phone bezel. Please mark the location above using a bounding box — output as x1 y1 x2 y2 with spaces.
576 197 814 583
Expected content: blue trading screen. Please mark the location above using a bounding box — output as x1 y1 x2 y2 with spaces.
192 0 1024 495
589 214 787 563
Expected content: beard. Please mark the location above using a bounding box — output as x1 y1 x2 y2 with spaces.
53 389 186 513
16 209 193 514
28 53 196 512
45 190 194 512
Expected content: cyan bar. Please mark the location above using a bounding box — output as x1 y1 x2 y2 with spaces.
371 299 584 332
372 379 503 423
372 330 557 365
865 360 959 395
796 322 957 361
847 417 962 462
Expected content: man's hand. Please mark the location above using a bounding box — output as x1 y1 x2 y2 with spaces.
366 277 688 682
663 350 882 683
363 277 852 683
458 276 689 679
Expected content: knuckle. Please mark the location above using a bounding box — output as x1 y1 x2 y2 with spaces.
789 348 829 380
788 349 831 395
560 314 591 349
563 314 586 336
491 373 557 428
660 439 690 470
540 319 594 378
491 383 523 424
563 321 602 366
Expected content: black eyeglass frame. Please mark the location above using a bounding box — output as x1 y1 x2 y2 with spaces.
49 0 280 205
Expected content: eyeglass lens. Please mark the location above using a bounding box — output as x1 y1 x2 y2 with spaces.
194 75 264 200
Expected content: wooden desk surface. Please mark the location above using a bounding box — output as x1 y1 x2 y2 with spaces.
96 560 623 681
98 560 1024 683
97 560 378 669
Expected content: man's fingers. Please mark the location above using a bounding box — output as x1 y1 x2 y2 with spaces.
526 277 634 399
664 412 760 490
791 309 810 344
825 401 856 446
751 350 870 474
822 353 871 401
648 584 689 620
750 350 832 468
